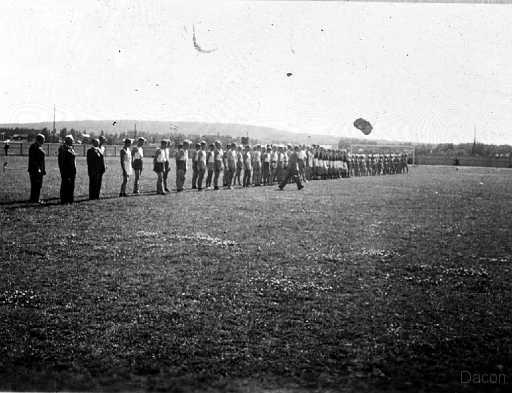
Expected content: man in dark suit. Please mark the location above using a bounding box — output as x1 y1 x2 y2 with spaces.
87 138 105 200
58 135 77 204
27 134 46 203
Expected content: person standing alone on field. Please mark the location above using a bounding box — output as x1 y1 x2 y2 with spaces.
132 137 145 194
119 138 132 197
58 135 77 204
86 138 105 200
27 134 46 203
278 145 303 191
4 141 9 156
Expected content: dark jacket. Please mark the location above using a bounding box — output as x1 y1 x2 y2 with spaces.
28 143 46 176
87 147 105 177
58 144 76 178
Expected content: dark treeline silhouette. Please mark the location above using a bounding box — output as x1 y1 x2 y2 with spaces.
0 127 260 148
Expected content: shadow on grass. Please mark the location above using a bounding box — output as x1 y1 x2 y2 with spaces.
0 190 159 210
0 182 302 210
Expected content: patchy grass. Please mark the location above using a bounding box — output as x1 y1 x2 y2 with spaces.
0 161 511 392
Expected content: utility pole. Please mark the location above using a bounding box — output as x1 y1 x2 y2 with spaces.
472 125 477 155
52 104 56 137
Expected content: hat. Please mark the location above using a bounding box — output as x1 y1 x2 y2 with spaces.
200 140 207 145
195 143 201 148
35 133 45 142
124 138 132 144
65 135 74 142
137 137 146 142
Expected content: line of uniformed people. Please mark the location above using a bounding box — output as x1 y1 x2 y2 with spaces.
26 134 409 204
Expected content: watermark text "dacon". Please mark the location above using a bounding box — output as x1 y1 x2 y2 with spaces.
461 371 508 385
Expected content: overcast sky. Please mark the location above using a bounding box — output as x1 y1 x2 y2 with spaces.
1 0 511 144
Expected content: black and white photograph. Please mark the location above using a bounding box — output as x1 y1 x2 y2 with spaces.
0 0 511 392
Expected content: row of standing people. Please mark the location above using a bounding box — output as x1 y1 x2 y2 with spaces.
26 134 409 204
27 134 108 204
152 140 305 193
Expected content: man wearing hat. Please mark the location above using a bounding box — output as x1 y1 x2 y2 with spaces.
191 142 200 189
252 144 262 186
87 138 105 200
58 135 77 204
270 145 279 185
119 138 132 197
205 143 215 189
213 141 223 190
242 145 252 187
27 133 46 203
153 140 167 194
98 135 107 155
196 141 207 191
235 145 243 186
131 137 145 194
262 145 271 185
176 140 189 192
225 143 237 190
161 140 171 192
222 143 230 188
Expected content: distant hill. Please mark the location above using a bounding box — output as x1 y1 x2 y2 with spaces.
0 120 338 145
0 120 407 146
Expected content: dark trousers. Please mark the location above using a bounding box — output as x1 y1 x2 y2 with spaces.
262 162 270 185
235 167 242 185
214 162 222 189
271 163 279 184
206 168 213 187
89 173 102 200
279 169 303 190
253 165 261 186
225 165 235 188
29 173 43 202
60 176 75 204
191 162 198 188
243 169 252 187
197 168 206 189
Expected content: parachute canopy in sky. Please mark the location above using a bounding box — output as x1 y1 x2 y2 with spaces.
353 118 373 135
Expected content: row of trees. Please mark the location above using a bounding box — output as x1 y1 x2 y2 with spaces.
0 128 257 148
414 142 511 158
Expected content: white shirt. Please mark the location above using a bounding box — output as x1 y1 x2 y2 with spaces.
133 146 143 160
121 147 132 175
156 148 166 163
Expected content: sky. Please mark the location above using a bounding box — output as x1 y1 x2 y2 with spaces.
1 0 512 144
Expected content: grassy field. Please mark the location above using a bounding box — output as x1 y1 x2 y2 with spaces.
0 156 511 392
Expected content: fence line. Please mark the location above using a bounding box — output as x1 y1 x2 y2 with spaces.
415 154 512 168
1 142 512 168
